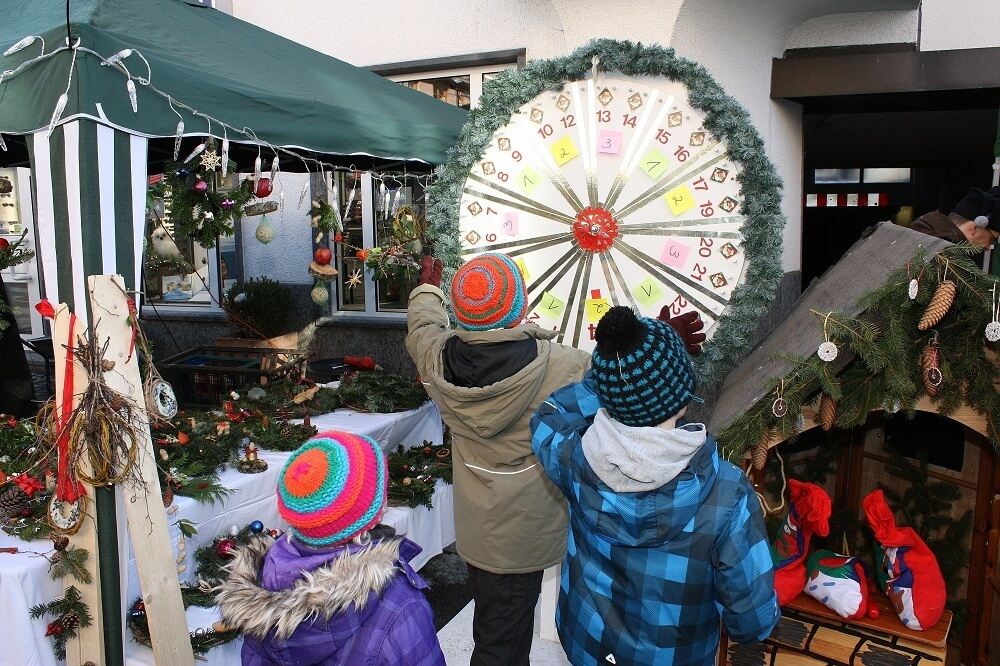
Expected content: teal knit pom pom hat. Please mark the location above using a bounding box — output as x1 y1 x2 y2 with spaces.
591 306 696 427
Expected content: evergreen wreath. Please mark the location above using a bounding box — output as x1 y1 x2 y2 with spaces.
150 145 253 248
427 38 785 386
718 244 1000 459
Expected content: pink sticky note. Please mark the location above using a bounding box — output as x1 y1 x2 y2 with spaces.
660 240 690 268
597 130 623 154
503 212 518 236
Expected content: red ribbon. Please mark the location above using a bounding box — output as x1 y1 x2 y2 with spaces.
34 299 55 319
55 312 84 503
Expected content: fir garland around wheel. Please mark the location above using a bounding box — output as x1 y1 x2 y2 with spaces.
427 38 785 386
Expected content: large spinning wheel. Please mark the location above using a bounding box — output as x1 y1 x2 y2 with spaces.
432 41 783 381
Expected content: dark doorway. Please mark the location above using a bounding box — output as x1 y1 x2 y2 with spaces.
802 108 997 288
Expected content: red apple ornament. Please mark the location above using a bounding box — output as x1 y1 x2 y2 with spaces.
254 177 273 198
0 238 9 250
314 248 333 266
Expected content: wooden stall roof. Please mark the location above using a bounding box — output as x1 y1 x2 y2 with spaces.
708 222 951 433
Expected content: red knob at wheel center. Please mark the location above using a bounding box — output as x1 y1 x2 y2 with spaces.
573 206 619 253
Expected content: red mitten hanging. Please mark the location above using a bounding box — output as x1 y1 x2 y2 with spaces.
863 489 946 630
805 550 870 620
769 479 832 605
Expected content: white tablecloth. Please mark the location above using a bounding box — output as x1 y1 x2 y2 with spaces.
2 402 449 666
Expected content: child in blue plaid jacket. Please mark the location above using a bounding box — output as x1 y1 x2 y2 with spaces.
531 307 779 666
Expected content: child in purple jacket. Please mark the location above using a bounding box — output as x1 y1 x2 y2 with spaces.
217 431 445 666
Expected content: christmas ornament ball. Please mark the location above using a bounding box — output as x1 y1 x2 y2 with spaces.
249 520 264 534
176 168 189 179
215 538 237 558
311 285 330 305
255 219 275 244
422 446 432 455
192 179 209 194
867 607 880 620
254 177 273 198
0 238 8 250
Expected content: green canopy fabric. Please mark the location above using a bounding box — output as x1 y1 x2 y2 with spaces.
0 0 467 164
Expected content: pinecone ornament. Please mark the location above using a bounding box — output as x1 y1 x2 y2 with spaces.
918 280 956 330
0 484 29 522
819 394 837 431
921 342 942 396
161 483 174 508
751 431 771 472
60 612 79 633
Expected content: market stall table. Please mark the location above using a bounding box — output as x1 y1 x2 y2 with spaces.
3 401 450 666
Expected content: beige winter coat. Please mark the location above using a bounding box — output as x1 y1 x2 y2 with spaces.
406 284 591 574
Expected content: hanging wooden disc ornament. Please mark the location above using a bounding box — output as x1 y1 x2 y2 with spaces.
431 42 783 382
987 283 1000 343
148 379 178 420
48 494 85 535
817 341 838 362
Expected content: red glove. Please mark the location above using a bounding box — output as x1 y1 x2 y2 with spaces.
419 255 444 287
658 309 706 356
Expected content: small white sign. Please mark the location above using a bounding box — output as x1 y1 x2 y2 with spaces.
805 193 818 207
867 192 880 206
846 193 859 207
826 193 839 207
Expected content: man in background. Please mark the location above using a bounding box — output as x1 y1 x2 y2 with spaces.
910 185 1000 248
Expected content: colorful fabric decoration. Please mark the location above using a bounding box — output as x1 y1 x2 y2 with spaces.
450 253 527 330
863 488 946 630
276 431 387 548
770 479 831 606
590 306 695 427
805 550 869 620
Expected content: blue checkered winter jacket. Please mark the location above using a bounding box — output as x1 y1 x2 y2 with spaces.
531 379 779 666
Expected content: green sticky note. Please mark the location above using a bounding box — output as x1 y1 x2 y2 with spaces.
540 291 565 318
518 166 542 195
632 276 663 307
638 148 669 180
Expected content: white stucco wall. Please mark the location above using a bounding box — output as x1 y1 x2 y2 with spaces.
786 10 918 49
919 0 1000 51
229 0 962 276
239 172 314 284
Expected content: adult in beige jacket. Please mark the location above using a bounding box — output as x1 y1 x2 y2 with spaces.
406 253 589 666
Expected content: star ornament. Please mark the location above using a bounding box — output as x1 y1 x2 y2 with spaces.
346 269 363 289
199 150 222 171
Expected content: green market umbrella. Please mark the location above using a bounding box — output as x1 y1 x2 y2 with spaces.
0 0 466 165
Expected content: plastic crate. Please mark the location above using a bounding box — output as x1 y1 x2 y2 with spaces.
157 345 306 406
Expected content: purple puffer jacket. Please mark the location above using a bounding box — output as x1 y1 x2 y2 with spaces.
216 534 445 666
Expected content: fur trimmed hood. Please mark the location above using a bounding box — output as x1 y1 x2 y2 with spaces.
217 536 412 640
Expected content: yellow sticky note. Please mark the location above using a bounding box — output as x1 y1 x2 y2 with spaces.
639 148 669 180
585 297 610 323
632 277 663 308
518 166 542 194
540 291 565 319
515 257 531 281
664 185 695 216
550 135 580 166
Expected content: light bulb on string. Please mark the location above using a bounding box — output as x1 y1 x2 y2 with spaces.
126 79 137 112
4 36 41 57
253 155 262 182
183 142 206 164
103 49 132 66
173 120 184 160
0 133 6 152
270 154 279 182
47 94 68 138
298 178 309 207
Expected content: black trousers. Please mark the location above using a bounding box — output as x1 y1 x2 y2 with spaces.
467 565 544 666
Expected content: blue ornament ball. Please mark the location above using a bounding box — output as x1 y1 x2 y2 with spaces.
176 168 189 179
249 520 264 534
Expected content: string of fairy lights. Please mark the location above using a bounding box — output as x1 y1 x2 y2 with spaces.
0 34 438 194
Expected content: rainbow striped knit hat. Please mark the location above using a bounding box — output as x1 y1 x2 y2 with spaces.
276 431 387 548
451 253 527 330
